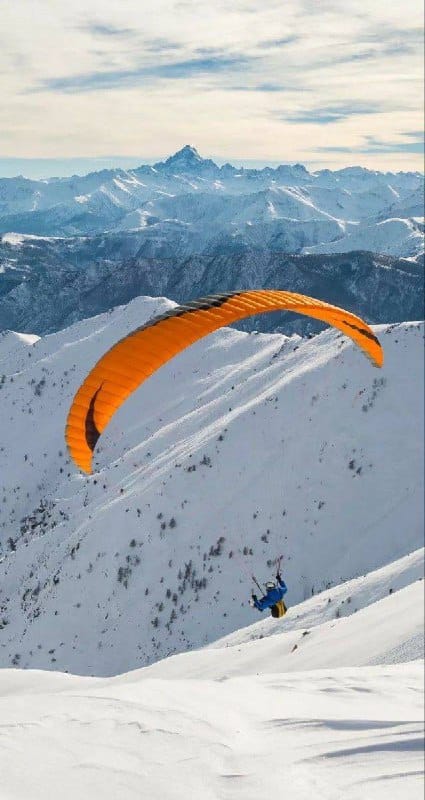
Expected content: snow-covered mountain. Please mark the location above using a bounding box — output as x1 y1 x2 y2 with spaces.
0 295 423 676
304 216 424 258
1 147 422 338
0 236 423 336
0 146 423 251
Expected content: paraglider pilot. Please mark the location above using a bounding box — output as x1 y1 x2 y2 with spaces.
250 571 288 618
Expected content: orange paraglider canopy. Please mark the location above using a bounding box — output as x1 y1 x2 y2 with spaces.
65 289 383 473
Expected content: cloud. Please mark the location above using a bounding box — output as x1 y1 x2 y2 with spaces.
82 22 136 38
364 139 424 155
255 82 287 92
143 38 184 52
391 141 424 154
80 22 183 53
29 55 253 94
403 131 425 139
1 0 423 171
258 36 300 48
302 43 415 73
358 24 423 47
229 82 289 93
317 135 424 155
283 103 384 124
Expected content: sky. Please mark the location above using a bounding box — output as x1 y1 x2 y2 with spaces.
1 0 424 177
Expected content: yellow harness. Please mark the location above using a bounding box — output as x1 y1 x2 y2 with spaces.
271 599 287 618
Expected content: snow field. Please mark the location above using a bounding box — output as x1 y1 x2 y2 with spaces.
0 660 422 800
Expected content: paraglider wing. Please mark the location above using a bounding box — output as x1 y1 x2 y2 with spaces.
65 289 383 473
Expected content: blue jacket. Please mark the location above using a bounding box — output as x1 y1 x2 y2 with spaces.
254 576 287 611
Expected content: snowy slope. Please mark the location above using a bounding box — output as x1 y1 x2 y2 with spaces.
0 293 423 675
150 579 423 680
0 656 423 799
303 217 424 258
213 548 425 650
0 552 423 799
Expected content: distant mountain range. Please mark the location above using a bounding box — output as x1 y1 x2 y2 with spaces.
0 146 423 335
0 146 423 251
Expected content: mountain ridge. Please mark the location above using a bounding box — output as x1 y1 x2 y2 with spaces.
0 242 422 336
1 146 422 340
0 146 423 248
0 293 422 675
